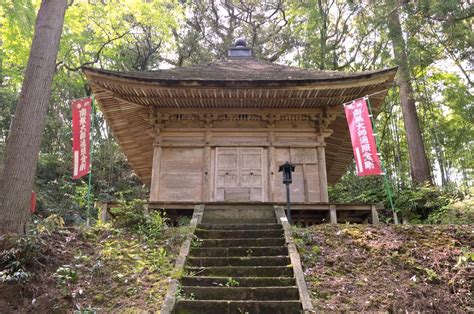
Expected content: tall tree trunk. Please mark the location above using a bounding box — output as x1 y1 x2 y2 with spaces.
420 74 448 186
0 0 67 235
386 1 432 184
317 0 328 70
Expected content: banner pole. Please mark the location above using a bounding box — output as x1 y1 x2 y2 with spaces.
365 96 399 224
86 96 95 227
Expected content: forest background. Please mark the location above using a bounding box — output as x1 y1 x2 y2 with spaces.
0 0 472 225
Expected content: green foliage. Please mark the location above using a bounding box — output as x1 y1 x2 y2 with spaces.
0 0 38 87
138 211 168 241
455 247 474 269
0 215 72 284
54 265 78 285
109 198 168 241
109 198 148 229
311 245 321 256
175 285 184 300
421 267 439 283
427 193 474 224
0 232 39 283
100 236 170 274
35 154 92 224
329 168 386 204
176 285 195 300
191 236 203 248
35 214 65 235
177 216 191 227
330 163 473 224
394 184 451 221
225 277 240 287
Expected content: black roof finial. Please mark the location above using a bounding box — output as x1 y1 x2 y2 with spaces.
234 38 247 47
228 38 253 59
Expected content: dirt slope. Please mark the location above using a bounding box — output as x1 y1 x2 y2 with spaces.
294 224 473 312
0 225 188 313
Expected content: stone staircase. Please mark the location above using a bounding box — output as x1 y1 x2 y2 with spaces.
173 222 303 313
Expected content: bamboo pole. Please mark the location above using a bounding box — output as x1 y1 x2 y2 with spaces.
86 96 96 227
365 96 399 224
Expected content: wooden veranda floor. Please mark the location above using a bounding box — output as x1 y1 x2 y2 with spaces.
97 201 382 226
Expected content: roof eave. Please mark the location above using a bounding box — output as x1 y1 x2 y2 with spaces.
82 66 398 88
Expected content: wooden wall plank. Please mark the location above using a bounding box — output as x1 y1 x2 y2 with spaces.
158 148 204 201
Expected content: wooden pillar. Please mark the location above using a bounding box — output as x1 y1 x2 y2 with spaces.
317 145 329 202
98 202 110 223
329 204 337 224
302 163 309 202
202 131 211 201
371 204 380 224
268 131 276 202
149 145 162 201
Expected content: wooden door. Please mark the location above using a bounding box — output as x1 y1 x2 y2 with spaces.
240 148 263 201
215 147 264 201
215 148 239 201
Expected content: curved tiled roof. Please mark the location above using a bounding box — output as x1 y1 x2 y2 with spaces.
84 60 398 186
84 60 397 84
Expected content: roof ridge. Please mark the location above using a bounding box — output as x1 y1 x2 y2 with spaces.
82 63 398 83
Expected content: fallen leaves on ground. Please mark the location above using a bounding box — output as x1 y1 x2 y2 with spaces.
293 224 473 312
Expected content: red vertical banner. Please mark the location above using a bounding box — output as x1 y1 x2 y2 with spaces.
344 98 383 176
72 97 92 179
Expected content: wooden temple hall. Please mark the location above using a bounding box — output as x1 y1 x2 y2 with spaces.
84 40 397 225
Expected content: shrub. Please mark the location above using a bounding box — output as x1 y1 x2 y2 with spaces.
0 233 40 283
109 198 168 240
427 194 474 224
109 199 148 229
138 211 168 240
394 184 451 222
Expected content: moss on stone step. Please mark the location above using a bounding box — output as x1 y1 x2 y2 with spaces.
180 276 296 287
197 223 283 230
190 246 288 257
174 300 302 314
201 237 285 247
195 229 284 239
180 286 300 301
187 256 290 267
184 266 294 277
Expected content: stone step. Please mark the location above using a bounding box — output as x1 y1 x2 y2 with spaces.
180 286 299 301
195 229 284 239
190 246 288 257
187 256 290 267
202 218 276 224
185 266 294 277
181 276 296 287
197 223 282 230
200 237 285 247
173 300 302 314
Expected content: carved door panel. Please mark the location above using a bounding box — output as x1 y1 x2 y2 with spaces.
215 147 264 202
240 148 263 201
215 148 239 201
